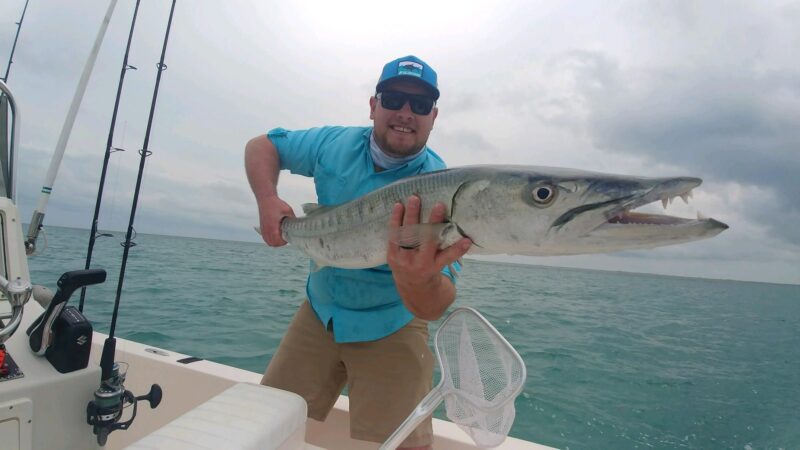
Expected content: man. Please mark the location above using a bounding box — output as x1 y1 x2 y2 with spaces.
245 55 471 449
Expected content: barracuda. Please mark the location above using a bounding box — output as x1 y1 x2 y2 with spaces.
261 165 728 269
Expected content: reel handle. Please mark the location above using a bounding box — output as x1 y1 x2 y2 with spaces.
136 384 163 409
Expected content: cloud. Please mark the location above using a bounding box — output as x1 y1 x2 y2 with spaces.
3 0 799 284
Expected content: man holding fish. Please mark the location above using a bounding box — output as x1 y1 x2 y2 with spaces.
245 55 469 449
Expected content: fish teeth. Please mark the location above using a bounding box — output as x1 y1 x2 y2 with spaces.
661 190 692 208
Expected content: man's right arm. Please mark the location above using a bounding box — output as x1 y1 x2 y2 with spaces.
245 135 296 246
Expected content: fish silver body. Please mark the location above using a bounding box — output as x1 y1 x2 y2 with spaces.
275 165 728 269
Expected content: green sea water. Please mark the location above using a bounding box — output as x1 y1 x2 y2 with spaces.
27 226 800 449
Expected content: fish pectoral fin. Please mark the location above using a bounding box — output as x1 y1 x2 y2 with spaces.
389 223 452 249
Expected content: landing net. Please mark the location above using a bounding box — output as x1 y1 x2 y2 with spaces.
381 307 526 449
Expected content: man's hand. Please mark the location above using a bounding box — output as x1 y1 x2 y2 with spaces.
258 196 296 246
245 135 293 246
387 195 472 320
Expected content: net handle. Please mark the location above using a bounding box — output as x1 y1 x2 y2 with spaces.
380 386 444 450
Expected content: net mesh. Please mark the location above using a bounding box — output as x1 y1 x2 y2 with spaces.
435 308 526 448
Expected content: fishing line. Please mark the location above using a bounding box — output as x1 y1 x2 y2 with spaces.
79 0 142 312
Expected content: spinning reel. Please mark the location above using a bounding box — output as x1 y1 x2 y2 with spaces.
86 360 162 445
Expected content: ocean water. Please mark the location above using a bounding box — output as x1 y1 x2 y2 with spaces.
27 226 800 449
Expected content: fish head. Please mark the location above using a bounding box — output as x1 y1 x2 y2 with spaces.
454 166 728 256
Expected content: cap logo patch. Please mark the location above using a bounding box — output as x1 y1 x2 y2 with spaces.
397 61 423 78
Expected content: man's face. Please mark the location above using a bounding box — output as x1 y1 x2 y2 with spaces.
370 80 438 157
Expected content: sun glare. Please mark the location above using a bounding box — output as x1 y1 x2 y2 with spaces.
255 0 498 45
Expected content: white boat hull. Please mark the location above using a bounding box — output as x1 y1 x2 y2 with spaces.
101 325 552 449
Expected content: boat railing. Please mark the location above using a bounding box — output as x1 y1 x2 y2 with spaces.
0 274 32 345
0 79 20 202
0 79 32 345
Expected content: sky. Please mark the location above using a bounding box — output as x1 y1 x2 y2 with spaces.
0 0 798 285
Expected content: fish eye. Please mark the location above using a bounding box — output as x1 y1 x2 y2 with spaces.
531 184 557 205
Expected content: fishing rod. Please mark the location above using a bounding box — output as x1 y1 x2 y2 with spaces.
78 0 142 313
108 0 175 345
25 0 118 255
1 0 30 200
2 0 30 83
88 1 176 445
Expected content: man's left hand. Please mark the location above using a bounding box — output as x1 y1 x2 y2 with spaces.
387 195 472 320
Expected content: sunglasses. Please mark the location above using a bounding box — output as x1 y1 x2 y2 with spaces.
377 91 436 115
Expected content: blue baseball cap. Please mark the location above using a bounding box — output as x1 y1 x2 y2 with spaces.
376 55 440 100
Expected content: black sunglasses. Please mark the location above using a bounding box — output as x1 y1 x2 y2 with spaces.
377 91 436 115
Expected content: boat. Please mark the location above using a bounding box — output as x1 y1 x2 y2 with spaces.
0 11 552 450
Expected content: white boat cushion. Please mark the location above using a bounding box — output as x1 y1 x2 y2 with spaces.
126 382 307 450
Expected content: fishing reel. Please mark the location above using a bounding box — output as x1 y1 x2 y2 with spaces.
86 360 162 445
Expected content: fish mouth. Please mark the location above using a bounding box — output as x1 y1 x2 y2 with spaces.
604 210 728 230
597 177 728 231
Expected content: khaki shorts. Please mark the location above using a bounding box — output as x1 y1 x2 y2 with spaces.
261 300 434 447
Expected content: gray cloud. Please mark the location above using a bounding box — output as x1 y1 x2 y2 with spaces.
431 127 495 160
